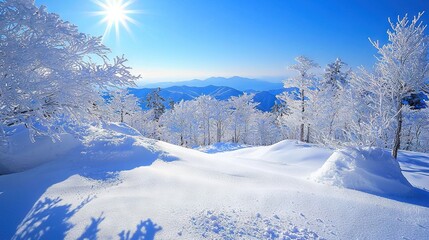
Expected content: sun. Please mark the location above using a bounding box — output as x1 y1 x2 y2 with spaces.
92 0 139 41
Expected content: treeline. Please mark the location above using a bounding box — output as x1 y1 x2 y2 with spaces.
96 90 281 147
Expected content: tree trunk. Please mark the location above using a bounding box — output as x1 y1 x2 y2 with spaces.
234 125 238 143
392 101 403 159
300 89 305 142
120 109 124 123
207 119 211 145
216 121 221 143
306 124 310 143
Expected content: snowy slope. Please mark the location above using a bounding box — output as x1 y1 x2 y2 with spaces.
0 124 429 239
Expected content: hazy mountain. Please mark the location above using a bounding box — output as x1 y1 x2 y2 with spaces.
143 76 284 91
128 85 289 112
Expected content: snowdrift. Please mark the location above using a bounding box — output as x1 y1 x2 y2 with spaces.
311 147 414 196
0 122 170 175
0 126 81 174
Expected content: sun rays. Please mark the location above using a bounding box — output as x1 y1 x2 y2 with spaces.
92 0 139 41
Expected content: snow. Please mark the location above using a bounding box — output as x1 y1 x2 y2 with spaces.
311 147 414 196
195 142 250 154
1 124 429 239
0 126 81 174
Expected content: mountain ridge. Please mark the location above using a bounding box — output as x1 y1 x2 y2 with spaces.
128 85 288 112
142 76 284 91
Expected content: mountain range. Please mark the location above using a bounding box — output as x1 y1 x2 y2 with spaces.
129 85 293 112
131 77 294 112
142 76 284 92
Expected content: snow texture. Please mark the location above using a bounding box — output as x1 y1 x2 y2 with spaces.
311 147 414 196
186 210 323 240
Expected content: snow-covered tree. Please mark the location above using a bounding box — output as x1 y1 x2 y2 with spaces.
348 69 393 147
160 100 199 146
145 88 165 121
228 94 258 144
211 100 231 143
252 111 280 145
135 109 159 139
277 56 320 142
315 58 351 145
0 0 138 142
402 106 429 152
369 13 429 158
157 95 281 147
194 95 216 145
107 89 141 124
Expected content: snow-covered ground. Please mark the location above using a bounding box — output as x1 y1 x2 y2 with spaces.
0 123 428 239
194 142 250 154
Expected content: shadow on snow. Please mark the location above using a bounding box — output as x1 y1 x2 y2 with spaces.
0 137 175 240
11 196 162 239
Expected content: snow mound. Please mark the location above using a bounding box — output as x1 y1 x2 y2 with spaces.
311 147 414 196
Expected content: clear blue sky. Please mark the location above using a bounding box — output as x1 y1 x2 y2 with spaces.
34 0 428 84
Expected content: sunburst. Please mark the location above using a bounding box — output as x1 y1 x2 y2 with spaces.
92 0 139 41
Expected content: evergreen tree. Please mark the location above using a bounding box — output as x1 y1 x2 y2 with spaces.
146 88 165 121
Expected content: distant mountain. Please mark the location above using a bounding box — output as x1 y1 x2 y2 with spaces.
128 85 290 112
253 91 280 112
143 76 284 92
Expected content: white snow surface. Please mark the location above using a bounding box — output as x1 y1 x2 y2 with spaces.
311 147 414 196
0 125 81 174
0 123 428 239
194 142 250 154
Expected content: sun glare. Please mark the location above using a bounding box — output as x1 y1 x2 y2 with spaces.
92 0 138 41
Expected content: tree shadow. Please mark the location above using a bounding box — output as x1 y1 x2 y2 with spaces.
0 136 178 239
118 219 162 240
399 151 429 174
77 213 105 240
11 195 162 240
13 196 93 240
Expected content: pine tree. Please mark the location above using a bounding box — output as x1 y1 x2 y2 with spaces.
146 88 165 121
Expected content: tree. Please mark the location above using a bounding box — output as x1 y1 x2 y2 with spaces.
316 58 351 145
348 68 393 147
370 13 429 158
107 89 141 124
277 56 319 142
159 100 198 146
211 99 230 143
0 0 138 142
145 88 165 121
228 94 258 144
194 95 215 145
253 111 280 145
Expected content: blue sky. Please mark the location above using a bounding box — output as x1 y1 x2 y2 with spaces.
35 0 428 84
